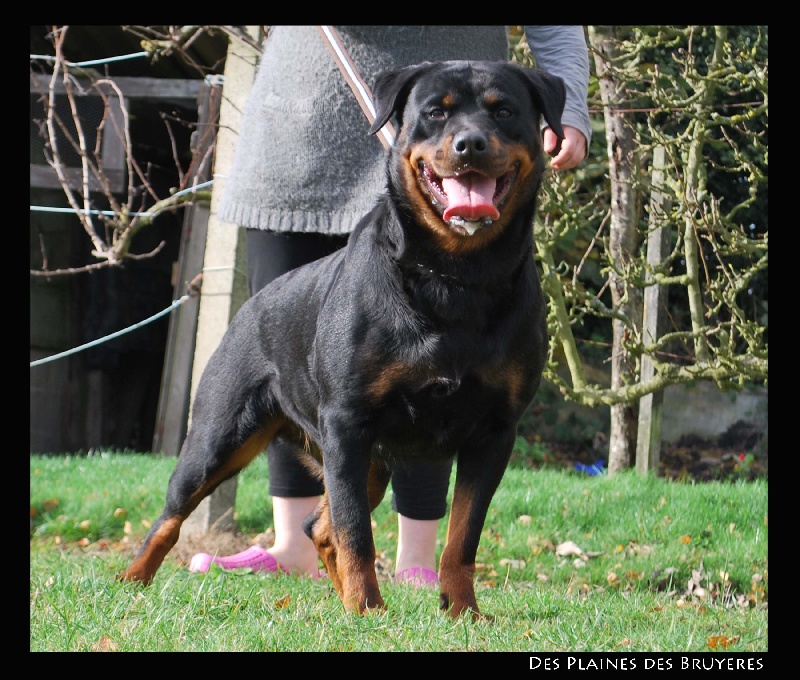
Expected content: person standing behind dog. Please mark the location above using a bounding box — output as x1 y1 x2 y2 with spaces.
189 26 592 586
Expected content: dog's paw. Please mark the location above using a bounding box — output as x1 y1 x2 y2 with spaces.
116 567 153 585
439 593 488 621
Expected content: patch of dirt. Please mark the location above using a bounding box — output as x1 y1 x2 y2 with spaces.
172 528 276 567
517 422 767 483
657 441 767 482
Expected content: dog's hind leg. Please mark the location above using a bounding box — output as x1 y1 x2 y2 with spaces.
118 414 286 585
303 458 391 613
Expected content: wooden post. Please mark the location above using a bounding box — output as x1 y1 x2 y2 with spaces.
152 76 222 456
636 146 670 475
180 27 262 536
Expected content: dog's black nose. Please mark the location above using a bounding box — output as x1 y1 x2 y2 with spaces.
452 130 488 161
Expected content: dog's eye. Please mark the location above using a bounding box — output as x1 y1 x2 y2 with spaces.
428 107 446 120
495 107 513 119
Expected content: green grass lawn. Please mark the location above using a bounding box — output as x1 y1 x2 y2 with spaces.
30 452 767 653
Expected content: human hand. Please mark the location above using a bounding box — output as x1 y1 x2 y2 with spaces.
543 125 587 171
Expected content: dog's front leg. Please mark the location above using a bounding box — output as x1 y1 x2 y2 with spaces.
439 429 516 620
306 425 388 614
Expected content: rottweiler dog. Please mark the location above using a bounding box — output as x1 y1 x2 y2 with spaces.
119 60 566 620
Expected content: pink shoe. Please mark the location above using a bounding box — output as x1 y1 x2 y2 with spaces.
394 566 439 589
188 546 287 575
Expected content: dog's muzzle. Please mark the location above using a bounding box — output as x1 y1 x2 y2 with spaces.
419 162 518 236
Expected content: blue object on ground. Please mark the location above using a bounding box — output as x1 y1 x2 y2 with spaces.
574 459 606 476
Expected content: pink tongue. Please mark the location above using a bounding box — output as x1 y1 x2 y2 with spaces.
442 175 500 222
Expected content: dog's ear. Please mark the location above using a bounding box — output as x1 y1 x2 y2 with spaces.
369 62 435 136
519 67 567 144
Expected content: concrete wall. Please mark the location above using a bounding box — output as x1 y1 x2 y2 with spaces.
661 381 768 444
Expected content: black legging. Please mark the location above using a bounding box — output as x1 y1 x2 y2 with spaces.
247 229 452 520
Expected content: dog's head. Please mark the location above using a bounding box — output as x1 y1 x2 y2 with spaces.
370 60 566 254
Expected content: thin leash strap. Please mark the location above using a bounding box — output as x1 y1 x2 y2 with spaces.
316 26 396 150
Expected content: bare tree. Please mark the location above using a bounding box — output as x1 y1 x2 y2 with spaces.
30 25 214 277
529 26 768 472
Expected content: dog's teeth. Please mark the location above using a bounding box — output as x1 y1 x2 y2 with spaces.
447 218 489 236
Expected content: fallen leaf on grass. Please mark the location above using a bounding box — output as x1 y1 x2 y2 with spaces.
274 595 291 609
555 540 587 559
555 540 602 561
499 558 526 569
707 635 739 650
31 499 60 516
92 636 118 652
687 569 708 597
527 536 555 555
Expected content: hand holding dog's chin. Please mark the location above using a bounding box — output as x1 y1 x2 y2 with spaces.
544 126 586 171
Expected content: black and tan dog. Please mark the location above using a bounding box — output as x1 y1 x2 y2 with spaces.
120 60 566 619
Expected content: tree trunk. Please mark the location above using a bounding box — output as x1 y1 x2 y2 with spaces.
588 26 643 474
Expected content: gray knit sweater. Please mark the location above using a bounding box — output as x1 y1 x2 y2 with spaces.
219 25 591 235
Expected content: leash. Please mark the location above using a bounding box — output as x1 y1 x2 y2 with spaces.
316 26 396 150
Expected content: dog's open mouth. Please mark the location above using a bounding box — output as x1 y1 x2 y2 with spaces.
420 162 518 236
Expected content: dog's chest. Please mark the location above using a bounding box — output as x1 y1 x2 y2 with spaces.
368 363 507 460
